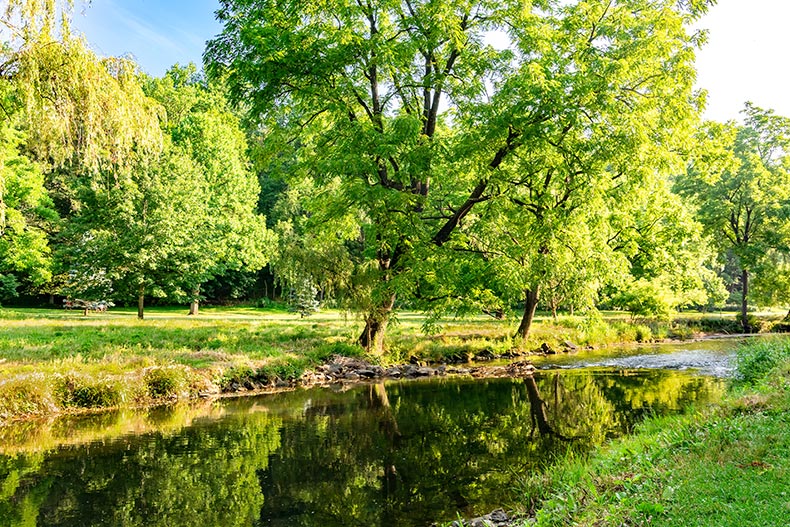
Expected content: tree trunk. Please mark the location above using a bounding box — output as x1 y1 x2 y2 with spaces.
515 287 540 340
358 294 396 355
188 287 200 316
741 269 749 332
137 285 145 320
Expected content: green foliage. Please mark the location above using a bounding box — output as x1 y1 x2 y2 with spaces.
735 338 790 385
0 94 57 296
289 276 320 317
678 106 790 328
57 375 122 408
610 280 674 320
0 373 56 421
206 0 710 351
144 367 187 399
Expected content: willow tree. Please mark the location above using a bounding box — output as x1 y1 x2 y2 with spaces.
207 0 712 353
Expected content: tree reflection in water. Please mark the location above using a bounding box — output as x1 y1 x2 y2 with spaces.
0 369 723 527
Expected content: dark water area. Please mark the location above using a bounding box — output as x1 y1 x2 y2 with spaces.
0 366 724 527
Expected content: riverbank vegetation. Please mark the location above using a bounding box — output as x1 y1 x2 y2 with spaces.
0 305 785 424
516 337 790 526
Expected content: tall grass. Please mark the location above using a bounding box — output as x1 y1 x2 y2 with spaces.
735 337 790 385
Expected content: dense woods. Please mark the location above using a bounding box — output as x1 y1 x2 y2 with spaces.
3 0 790 352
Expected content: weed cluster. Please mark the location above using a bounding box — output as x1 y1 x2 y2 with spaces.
735 338 790 385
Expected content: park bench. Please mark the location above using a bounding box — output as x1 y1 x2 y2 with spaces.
63 299 113 314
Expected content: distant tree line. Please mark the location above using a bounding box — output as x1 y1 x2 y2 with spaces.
3 0 790 352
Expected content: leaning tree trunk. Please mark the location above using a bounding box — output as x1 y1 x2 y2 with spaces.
359 293 396 355
515 287 540 340
137 285 145 320
741 269 749 332
188 287 200 316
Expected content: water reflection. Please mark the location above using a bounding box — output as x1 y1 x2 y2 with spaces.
0 369 724 527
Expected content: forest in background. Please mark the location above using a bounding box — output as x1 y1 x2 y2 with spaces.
3 0 790 354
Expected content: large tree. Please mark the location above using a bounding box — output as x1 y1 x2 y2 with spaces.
207 0 711 353
678 105 790 330
144 65 274 315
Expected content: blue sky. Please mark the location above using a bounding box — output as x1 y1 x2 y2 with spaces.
71 0 790 123
71 0 222 75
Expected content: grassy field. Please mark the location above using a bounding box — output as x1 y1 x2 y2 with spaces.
0 305 780 423
516 337 790 526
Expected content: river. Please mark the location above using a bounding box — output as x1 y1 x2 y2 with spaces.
0 339 740 526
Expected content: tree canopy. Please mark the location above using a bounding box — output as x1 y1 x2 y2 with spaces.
206 0 712 350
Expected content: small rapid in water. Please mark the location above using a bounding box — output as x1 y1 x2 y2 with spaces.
530 337 749 378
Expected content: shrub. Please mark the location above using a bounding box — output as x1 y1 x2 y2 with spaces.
144 367 186 399
0 374 57 420
735 339 790 385
58 375 122 408
218 365 258 391
634 325 653 343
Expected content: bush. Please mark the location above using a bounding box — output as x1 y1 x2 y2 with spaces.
735 339 790 385
58 375 122 408
634 325 653 343
144 367 186 399
0 374 56 420
218 365 259 391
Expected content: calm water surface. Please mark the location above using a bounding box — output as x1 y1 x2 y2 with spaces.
0 347 730 527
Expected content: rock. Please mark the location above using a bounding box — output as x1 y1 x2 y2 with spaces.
275 379 290 388
357 369 378 378
489 509 508 523
415 367 436 377
343 372 361 381
449 509 513 527
562 340 579 352
474 349 496 361
402 365 418 377
539 342 556 355
505 361 535 377
384 367 402 378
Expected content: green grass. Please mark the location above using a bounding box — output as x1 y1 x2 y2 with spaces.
516 338 790 526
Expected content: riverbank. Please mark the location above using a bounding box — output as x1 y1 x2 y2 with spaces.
0 306 783 424
508 338 790 526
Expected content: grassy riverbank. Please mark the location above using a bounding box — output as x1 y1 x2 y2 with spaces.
517 338 790 526
0 306 783 423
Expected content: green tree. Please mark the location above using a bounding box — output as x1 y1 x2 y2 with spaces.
678 105 790 330
144 64 274 315
0 95 57 300
206 0 711 353
2 1 163 302
607 177 725 318
59 146 208 318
